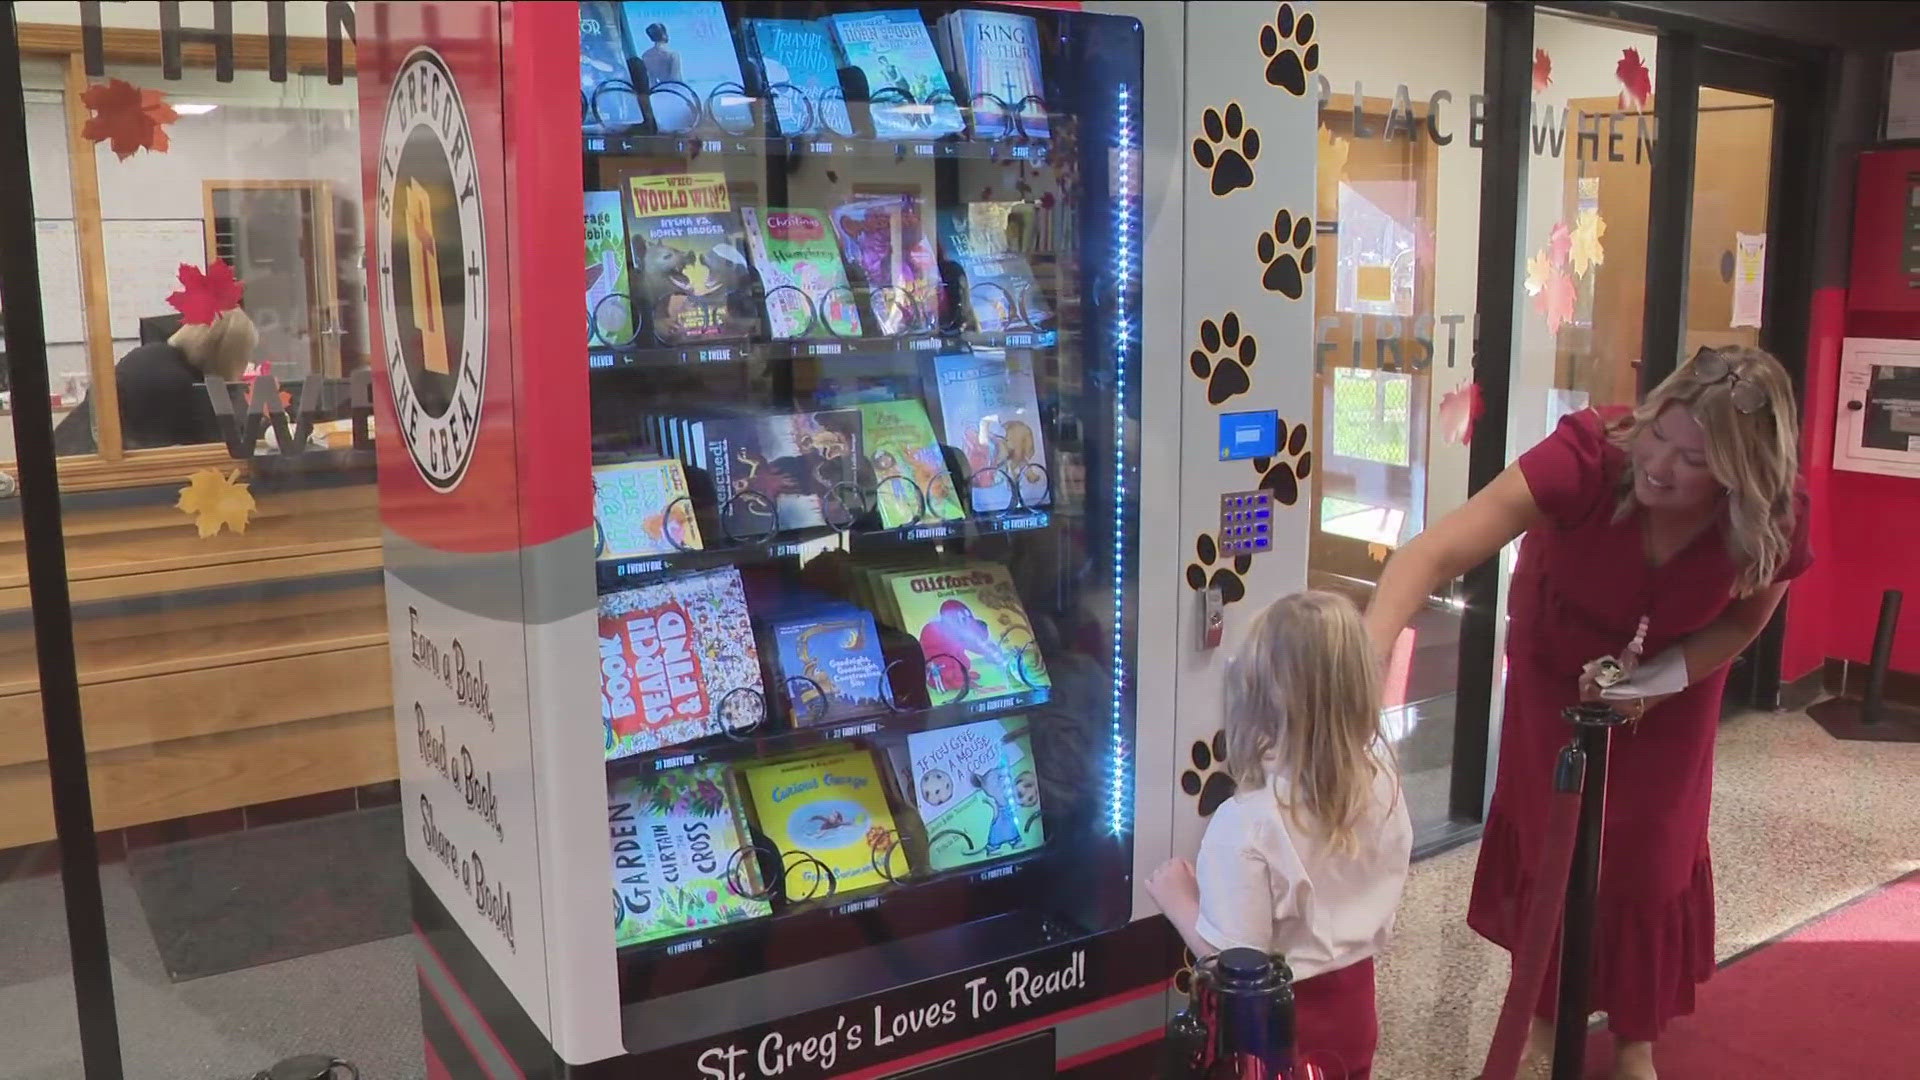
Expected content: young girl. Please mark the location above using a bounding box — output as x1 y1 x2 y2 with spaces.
1147 590 1412 1080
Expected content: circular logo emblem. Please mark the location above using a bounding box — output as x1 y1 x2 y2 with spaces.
376 48 487 492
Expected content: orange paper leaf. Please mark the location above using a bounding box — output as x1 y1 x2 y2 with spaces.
1532 49 1554 94
1535 266 1578 336
1616 48 1652 112
176 468 256 538
80 78 179 160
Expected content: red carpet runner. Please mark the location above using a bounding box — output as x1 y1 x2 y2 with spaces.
1579 871 1920 1077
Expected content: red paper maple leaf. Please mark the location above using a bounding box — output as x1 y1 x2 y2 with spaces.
1548 221 1573 269
80 78 179 160
1616 48 1652 112
1532 49 1554 94
166 261 245 325
1439 380 1484 446
1535 265 1578 336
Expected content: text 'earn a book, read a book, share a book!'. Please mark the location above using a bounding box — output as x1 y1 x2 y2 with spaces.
607 763 771 946
599 567 763 760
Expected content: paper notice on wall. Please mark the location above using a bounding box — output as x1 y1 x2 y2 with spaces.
1731 232 1766 328
1886 50 1920 141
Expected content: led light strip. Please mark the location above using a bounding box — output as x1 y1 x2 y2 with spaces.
1109 81 1137 837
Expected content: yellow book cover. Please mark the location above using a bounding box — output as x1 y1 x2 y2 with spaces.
741 747 904 900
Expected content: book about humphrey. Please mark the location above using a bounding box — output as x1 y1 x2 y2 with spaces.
906 717 1046 871
626 173 758 345
608 763 771 947
741 748 906 899
738 207 863 340
598 567 763 760
884 561 1050 706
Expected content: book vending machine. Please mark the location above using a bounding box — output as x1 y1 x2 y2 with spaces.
354 1 1287 1075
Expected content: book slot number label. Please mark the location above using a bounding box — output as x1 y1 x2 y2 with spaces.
587 137 606 153
835 897 881 916
703 139 725 153
826 721 881 741
810 342 843 356
810 141 835 155
619 558 669 577
975 864 1016 883
666 937 707 956
913 143 935 157
589 352 618 370
699 347 736 364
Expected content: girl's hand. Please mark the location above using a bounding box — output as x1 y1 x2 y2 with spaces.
1145 857 1199 913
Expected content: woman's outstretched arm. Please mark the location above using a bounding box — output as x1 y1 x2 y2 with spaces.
1363 465 1546 660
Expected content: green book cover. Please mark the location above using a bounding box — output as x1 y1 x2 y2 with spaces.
608 764 770 947
585 190 634 346
907 717 1045 870
858 400 965 528
739 207 863 340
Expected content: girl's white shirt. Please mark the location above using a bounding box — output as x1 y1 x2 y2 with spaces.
1192 758 1412 981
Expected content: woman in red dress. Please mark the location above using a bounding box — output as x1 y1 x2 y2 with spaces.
1363 347 1810 1078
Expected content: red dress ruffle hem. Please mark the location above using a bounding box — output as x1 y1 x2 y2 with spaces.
1468 409 1813 1042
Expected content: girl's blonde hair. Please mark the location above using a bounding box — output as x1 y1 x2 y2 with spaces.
169 307 258 380
1223 590 1390 854
1608 345 1799 597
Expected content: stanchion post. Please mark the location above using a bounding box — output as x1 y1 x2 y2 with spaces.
1552 703 1627 1080
1862 589 1902 727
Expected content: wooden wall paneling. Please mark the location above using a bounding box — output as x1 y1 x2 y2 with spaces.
14 24 355 76
62 50 122 460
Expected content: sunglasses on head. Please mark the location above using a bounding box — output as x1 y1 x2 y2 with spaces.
1688 347 1768 415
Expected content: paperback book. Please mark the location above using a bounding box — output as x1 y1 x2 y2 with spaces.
584 190 635 347
741 747 905 898
626 173 758 345
831 194 939 336
739 207 863 340
701 409 864 532
883 561 1049 705
935 10 1049 142
608 764 771 947
854 399 964 527
938 204 1050 333
744 18 853 137
931 350 1049 512
770 605 889 724
598 567 763 760
618 1 750 132
906 717 1046 870
580 0 642 133
592 458 702 561
825 9 964 140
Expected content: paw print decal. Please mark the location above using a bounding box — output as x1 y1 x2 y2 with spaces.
1182 731 1237 817
1184 532 1251 604
1189 312 1258 405
1191 102 1259 197
1259 3 1320 97
1250 421 1313 505
1256 209 1317 300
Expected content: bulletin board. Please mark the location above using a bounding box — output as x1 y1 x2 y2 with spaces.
101 218 208 339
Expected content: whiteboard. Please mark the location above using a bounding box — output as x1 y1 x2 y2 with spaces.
34 219 85 344
102 218 208 339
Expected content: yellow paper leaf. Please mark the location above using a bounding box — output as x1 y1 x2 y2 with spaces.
1524 251 1551 297
1570 208 1607 277
1367 542 1393 563
176 468 256 538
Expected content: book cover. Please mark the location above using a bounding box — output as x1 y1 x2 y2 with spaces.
950 10 1048 142
741 748 903 898
584 190 635 347
772 607 889 724
857 399 964 527
618 1 749 133
702 410 863 532
885 561 1049 705
608 764 771 947
827 10 964 141
831 194 939 337
599 567 764 759
745 18 852 137
592 458 702 560
739 207 863 340
627 173 758 345
906 717 1046 870
581 0 642 133
938 205 1050 334
932 351 1049 512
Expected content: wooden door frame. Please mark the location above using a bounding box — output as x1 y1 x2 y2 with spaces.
202 178 341 378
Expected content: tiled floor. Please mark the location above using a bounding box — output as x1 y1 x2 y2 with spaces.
1374 707 1920 1078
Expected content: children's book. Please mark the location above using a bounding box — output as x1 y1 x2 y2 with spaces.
744 18 853 137
626 173 758 345
584 190 635 347
618 1 750 133
935 10 1049 142
741 748 904 898
825 10 964 140
931 350 1049 512
592 458 702 561
598 567 763 759
770 606 889 724
906 717 1046 870
883 561 1049 705
855 399 964 527
608 764 771 947
739 207 863 340
701 410 863 532
938 205 1050 333
831 194 939 337
581 0 642 133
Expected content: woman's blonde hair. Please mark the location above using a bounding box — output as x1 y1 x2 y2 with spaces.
168 307 258 380
1222 590 1390 854
1608 345 1799 597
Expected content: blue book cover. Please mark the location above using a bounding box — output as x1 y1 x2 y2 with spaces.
745 18 853 137
938 204 1050 333
938 10 1048 142
619 1 749 133
581 1 642 133
826 10 964 140
772 607 889 725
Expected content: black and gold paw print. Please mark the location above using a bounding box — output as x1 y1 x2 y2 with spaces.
1191 102 1259 197
1184 532 1251 604
1256 209 1317 300
1259 3 1320 97
1251 421 1314 505
1189 312 1258 405
1182 731 1238 817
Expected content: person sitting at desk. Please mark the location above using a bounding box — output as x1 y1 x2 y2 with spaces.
53 307 258 454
